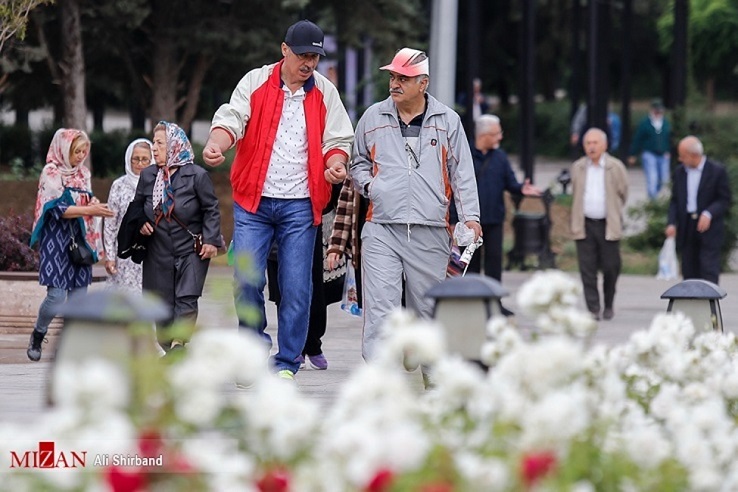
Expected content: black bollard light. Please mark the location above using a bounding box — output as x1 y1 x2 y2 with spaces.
661 279 726 333
48 289 170 406
426 274 508 363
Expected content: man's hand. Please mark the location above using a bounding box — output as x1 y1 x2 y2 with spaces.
105 260 117 276
665 224 676 238
697 214 712 233
521 179 543 197
203 140 225 167
465 220 483 242
324 161 347 184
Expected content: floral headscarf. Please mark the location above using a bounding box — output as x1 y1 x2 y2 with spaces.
152 121 194 222
123 138 154 191
32 128 104 256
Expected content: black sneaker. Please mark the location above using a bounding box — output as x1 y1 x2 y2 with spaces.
26 330 46 362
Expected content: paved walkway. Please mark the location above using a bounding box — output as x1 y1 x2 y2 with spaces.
3 266 738 423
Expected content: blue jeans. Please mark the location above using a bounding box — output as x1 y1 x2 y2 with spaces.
642 151 670 199
233 198 317 373
35 285 88 335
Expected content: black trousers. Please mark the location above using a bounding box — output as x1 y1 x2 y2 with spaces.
465 223 504 281
575 218 621 313
681 215 721 284
268 231 327 356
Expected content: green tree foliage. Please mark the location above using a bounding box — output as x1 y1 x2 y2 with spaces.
658 0 738 105
0 0 53 54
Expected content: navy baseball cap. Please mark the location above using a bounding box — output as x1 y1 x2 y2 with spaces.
284 20 326 56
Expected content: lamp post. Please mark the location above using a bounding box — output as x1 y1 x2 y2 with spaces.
426 274 508 363
661 279 726 333
48 289 170 405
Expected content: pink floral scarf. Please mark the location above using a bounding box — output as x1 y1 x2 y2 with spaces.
152 121 194 223
32 128 104 257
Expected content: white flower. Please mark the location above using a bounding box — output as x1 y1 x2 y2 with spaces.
516 270 581 314
455 452 510 491
169 329 269 390
374 309 446 370
494 337 585 398
174 388 224 426
519 384 591 451
52 359 129 411
621 422 672 469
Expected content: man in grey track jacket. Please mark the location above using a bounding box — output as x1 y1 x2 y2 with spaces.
349 47 481 360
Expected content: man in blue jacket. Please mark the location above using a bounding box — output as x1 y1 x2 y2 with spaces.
467 115 540 284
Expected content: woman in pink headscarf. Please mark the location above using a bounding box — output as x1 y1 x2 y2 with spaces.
27 128 114 362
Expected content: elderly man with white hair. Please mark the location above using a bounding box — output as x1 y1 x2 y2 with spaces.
451 114 540 310
570 128 629 321
665 135 731 284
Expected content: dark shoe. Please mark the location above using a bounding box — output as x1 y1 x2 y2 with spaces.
603 308 614 320
308 353 328 370
590 310 601 321
26 330 46 362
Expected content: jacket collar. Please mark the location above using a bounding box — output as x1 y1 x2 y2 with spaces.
270 59 316 92
378 92 447 122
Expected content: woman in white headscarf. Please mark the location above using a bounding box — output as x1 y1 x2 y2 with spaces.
103 138 154 291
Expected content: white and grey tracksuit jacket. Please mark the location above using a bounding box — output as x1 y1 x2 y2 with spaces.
349 94 480 360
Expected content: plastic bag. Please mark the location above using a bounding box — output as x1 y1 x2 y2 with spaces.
453 222 476 247
341 262 361 316
656 236 679 280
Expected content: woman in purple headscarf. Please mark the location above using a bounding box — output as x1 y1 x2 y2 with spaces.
133 121 222 353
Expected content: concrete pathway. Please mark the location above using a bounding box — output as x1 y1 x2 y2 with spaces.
2 266 737 423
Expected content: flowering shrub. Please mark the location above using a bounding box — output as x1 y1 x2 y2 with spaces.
3 270 738 491
0 211 39 271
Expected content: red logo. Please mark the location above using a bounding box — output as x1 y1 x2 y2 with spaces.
10 441 86 469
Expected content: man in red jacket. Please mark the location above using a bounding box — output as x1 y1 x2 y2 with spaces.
203 20 353 381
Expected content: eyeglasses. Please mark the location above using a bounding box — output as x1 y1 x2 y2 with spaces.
131 157 151 164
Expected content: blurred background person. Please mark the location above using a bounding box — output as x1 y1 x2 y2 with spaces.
628 99 671 200
103 138 153 291
666 136 732 284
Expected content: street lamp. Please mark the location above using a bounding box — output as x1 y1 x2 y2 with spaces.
660 279 726 333
426 273 508 362
48 289 170 405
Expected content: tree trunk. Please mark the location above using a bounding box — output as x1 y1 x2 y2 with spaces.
178 54 212 135
705 77 715 111
59 0 87 131
150 37 179 124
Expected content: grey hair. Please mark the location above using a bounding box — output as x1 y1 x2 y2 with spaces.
475 114 501 138
583 127 608 144
683 136 704 155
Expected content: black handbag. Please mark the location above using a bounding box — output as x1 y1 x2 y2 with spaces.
68 225 95 266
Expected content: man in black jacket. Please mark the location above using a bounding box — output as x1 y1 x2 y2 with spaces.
666 136 732 284
465 114 541 282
